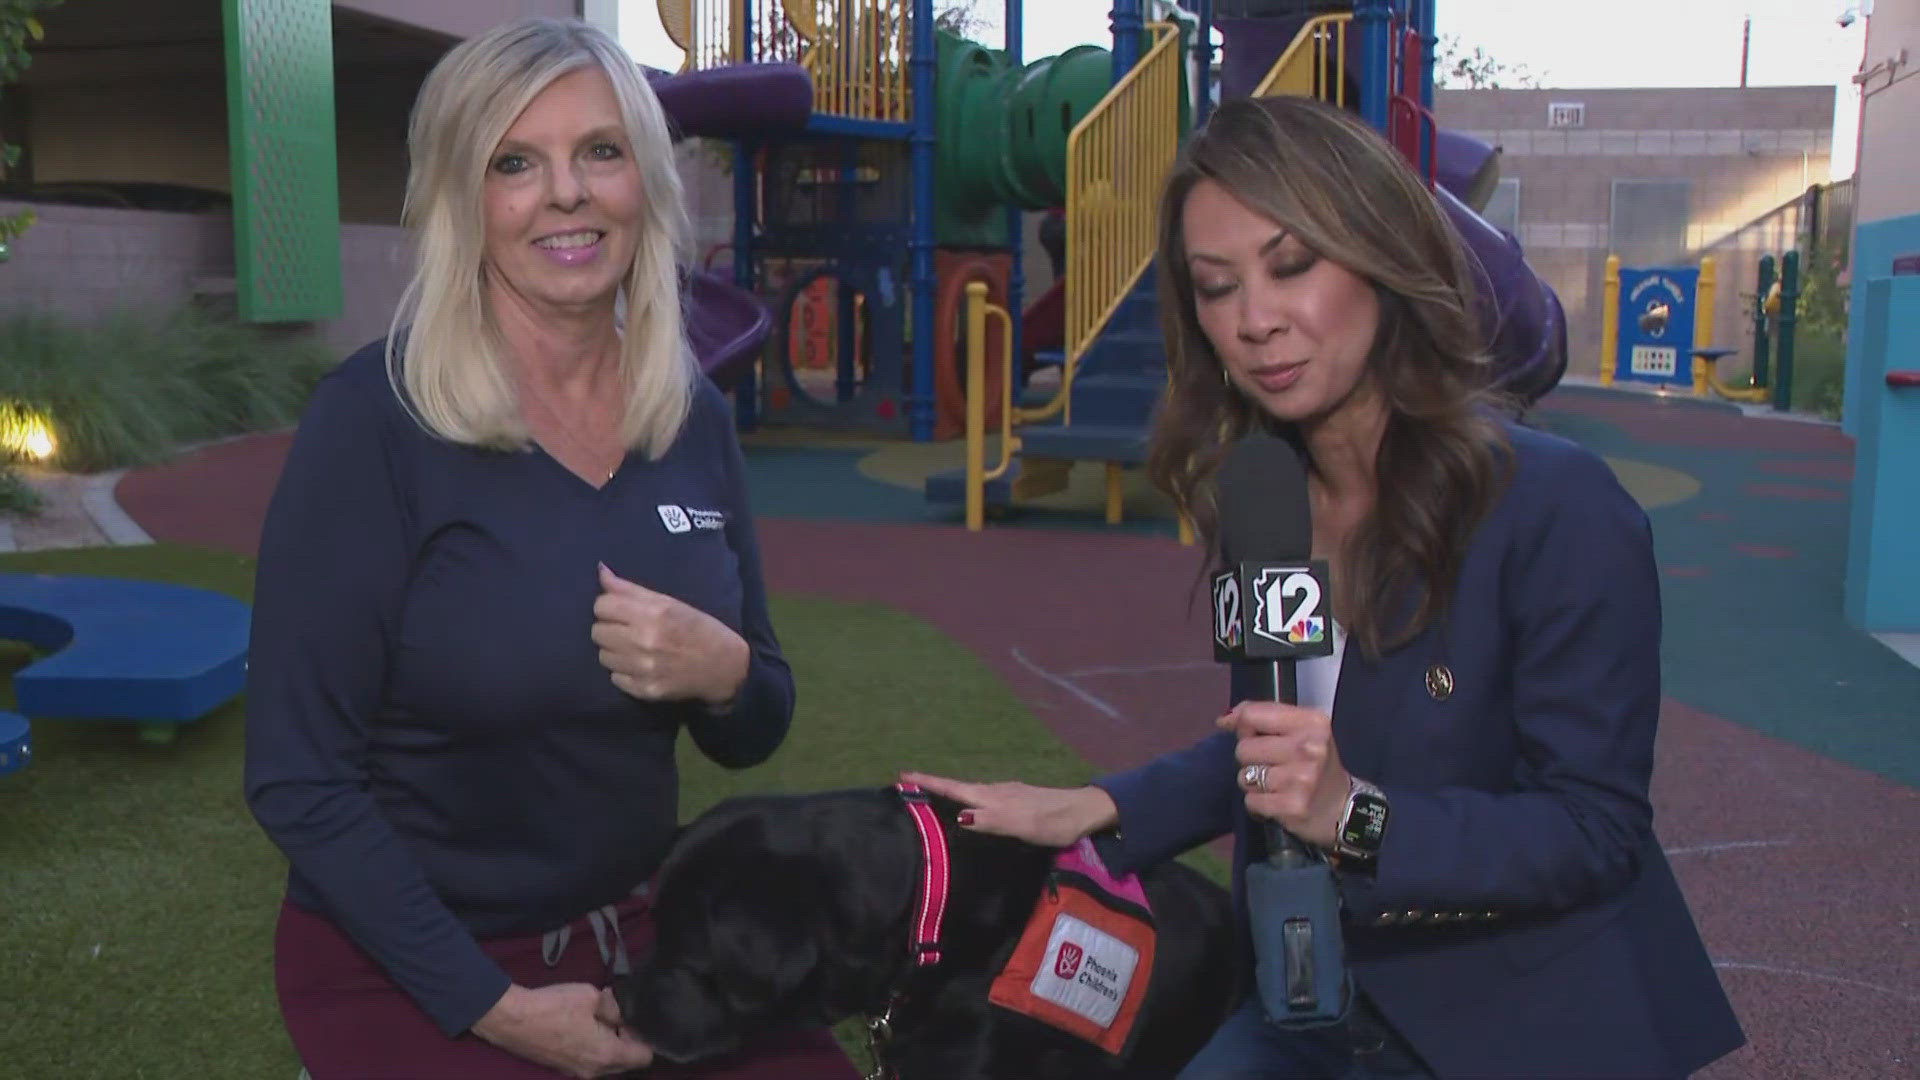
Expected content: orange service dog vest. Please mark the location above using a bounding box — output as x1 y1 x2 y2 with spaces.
986 836 1157 1057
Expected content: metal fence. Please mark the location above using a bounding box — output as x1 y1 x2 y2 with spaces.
664 0 913 123
1805 177 1854 255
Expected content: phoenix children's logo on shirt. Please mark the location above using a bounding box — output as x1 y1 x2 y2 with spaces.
657 505 725 534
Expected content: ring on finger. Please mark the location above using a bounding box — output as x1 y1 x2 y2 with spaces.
1240 764 1270 792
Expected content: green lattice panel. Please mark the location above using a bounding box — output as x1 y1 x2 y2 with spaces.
223 0 342 322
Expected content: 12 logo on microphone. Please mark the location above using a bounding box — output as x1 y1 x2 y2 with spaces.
1213 561 1335 660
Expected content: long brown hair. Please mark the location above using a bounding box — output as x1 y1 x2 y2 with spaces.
1146 95 1515 659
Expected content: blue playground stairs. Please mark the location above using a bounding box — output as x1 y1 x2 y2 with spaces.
924 270 1165 512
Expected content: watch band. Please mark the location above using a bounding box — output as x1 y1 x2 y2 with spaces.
1331 775 1389 872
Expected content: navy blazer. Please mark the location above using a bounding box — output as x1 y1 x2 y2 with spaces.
1096 421 1745 1078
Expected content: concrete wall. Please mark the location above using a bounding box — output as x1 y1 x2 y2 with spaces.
0 202 234 322
1437 86 1835 378
27 75 233 195
1842 0 1920 437
0 201 412 356
25 68 422 227
1853 0 1920 227
336 0 575 41
1844 263 1920 632
333 63 430 226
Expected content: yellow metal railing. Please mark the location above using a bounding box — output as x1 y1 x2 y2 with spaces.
1691 256 1718 397
1253 13 1349 102
1031 21 1182 425
1600 255 1620 385
659 0 912 123
963 281 1018 532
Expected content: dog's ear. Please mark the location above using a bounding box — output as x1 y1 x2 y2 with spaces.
619 827 834 1062
702 869 825 1010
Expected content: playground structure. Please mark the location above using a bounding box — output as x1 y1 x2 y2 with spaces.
1600 249 1808 410
946 1 1570 529
658 0 1159 444
661 1 1571 526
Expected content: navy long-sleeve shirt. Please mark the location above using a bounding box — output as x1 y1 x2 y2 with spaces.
243 341 794 1037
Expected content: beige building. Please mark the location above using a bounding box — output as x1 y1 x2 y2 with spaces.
0 0 580 351
1436 86 1836 372
1849 1 1918 236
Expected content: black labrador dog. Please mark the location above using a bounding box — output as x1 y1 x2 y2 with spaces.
611 786 1241 1079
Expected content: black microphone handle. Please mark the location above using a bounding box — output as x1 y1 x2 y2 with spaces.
1255 660 1313 866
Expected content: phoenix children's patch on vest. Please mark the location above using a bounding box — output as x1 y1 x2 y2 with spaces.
987 837 1157 1057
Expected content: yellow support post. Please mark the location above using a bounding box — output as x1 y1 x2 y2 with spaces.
1105 463 1124 525
1177 515 1195 546
965 281 988 532
1693 256 1716 397
963 280 1021 533
1600 254 1620 385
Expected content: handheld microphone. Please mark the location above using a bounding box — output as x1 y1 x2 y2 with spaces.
1213 430 1349 1028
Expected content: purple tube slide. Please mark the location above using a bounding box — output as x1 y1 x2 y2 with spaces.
642 63 815 387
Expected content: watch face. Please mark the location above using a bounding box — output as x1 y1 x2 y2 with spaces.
1340 792 1389 853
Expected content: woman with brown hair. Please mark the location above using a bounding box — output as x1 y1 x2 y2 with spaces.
908 95 1742 1078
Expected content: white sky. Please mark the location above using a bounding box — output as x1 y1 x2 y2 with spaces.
615 0 1871 174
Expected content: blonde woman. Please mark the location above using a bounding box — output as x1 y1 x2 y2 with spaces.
243 18 853 1079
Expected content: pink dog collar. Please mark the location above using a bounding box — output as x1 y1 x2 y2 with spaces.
894 782 950 966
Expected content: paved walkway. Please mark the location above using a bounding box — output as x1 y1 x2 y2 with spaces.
9 382 1916 1078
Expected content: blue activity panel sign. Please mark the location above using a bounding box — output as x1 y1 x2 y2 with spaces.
1616 266 1698 388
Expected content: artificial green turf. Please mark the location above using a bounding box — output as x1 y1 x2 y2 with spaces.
0 544 1207 1077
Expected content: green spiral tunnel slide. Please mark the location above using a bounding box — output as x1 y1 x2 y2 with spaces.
931 28 1191 248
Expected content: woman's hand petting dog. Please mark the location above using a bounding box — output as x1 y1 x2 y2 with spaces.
900 772 1120 848
471 982 655 1078
593 563 749 708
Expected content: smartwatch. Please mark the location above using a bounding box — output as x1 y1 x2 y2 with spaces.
1331 775 1389 873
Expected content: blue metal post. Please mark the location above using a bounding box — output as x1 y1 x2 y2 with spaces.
837 140 859 404
1006 0 1025 390
1417 0 1436 114
1111 0 1142 82
730 0 759 430
1356 0 1391 134
1411 0 1433 178
731 142 758 431
909 0 937 438
1196 0 1215 125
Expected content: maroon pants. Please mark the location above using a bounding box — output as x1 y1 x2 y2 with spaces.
276 893 861 1080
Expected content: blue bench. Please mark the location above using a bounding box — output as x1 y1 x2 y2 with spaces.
0 711 28 775
0 573 251 745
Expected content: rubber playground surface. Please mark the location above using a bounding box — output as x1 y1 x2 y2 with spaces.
115 381 1918 1078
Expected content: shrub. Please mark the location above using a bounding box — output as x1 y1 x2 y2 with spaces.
0 460 37 514
0 305 335 473
1790 327 1847 419
1786 244 1849 420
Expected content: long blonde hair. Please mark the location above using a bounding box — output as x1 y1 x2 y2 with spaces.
1147 95 1514 658
387 16 695 458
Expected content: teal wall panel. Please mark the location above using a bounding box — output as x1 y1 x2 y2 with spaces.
223 0 342 322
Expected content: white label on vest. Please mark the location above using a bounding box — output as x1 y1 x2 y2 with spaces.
1027 912 1139 1029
